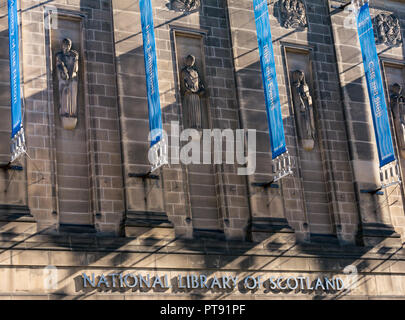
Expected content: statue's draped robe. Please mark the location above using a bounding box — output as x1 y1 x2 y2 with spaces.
56 50 79 119
181 66 204 129
391 92 405 154
291 76 315 149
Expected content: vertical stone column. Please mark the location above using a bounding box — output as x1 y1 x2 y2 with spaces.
111 0 179 239
78 0 124 235
112 0 250 240
227 0 359 245
20 0 56 232
383 63 405 239
328 0 404 246
19 0 124 235
0 0 35 236
226 0 306 244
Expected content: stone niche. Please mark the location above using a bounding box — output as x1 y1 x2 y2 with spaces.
382 61 405 239
284 45 337 242
174 30 210 130
48 11 93 229
173 29 224 239
383 61 405 160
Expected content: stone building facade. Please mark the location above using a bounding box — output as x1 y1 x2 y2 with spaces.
0 0 404 299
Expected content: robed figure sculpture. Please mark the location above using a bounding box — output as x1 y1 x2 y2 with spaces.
390 83 405 158
290 70 316 151
181 54 205 129
55 38 79 130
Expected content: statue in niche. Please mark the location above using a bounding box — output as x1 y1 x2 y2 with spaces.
55 38 79 130
390 83 405 158
290 70 316 151
167 0 200 13
374 13 402 46
180 54 205 130
280 0 307 29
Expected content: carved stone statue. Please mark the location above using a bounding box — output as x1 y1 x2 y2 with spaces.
280 0 307 29
290 70 315 151
167 0 200 12
55 38 79 130
180 55 205 130
390 83 405 158
375 13 402 46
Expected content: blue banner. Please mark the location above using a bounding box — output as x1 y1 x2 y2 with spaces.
253 0 287 159
140 0 163 148
8 0 22 139
355 2 395 168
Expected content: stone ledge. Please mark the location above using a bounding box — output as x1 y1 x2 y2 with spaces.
193 229 226 241
0 233 402 264
0 247 405 275
250 217 294 233
58 224 97 234
0 205 34 223
310 233 340 245
125 211 173 228
358 223 402 248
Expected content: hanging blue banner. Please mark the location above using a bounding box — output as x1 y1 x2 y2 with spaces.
8 0 25 163
8 0 22 139
253 0 287 159
355 2 395 168
139 0 163 148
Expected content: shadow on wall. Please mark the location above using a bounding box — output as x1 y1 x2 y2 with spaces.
0 0 402 300
44 0 405 301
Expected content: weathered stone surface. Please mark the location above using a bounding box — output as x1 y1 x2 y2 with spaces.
0 0 403 300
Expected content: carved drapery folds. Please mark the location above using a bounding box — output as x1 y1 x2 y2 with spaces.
279 0 307 29
55 38 79 130
180 54 206 130
390 83 405 158
168 0 200 12
374 13 402 47
290 70 315 151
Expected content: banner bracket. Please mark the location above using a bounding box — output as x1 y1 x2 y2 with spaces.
380 161 401 190
251 181 279 189
149 138 168 173
272 152 294 183
360 181 401 195
360 188 384 195
10 127 26 164
0 162 11 170
128 172 159 180
361 160 402 194
331 1 351 11
0 162 23 171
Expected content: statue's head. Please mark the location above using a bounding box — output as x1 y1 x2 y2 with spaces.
292 70 305 83
185 54 196 67
392 83 402 95
62 38 72 53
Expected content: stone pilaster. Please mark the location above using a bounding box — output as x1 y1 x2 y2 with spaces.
328 0 405 247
